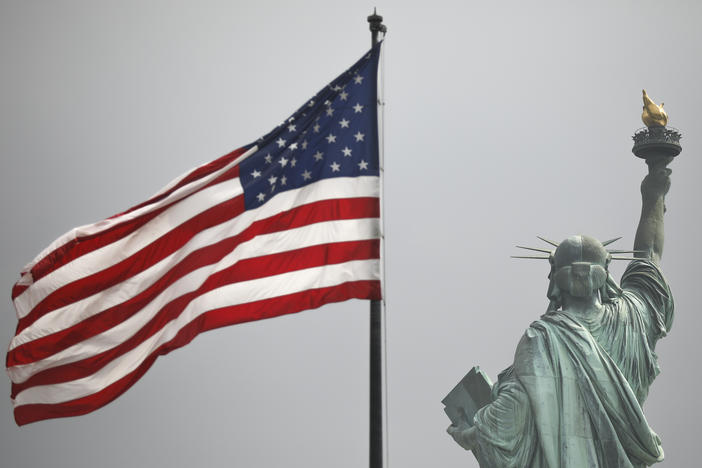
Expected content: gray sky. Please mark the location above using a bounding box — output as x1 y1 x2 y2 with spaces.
1 1 701 467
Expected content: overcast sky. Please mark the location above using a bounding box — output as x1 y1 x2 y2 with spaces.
1 1 701 467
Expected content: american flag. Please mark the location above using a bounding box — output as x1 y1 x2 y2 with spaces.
7 43 383 425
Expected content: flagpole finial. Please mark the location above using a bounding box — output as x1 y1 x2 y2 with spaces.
368 8 387 46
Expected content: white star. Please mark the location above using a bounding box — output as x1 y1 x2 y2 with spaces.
353 103 363 113
313 151 324 161
354 74 364 84
339 91 349 101
324 100 331 106
268 175 277 185
331 85 342 91
289 142 298 151
279 156 289 167
326 107 335 117
354 131 365 142
290 158 297 168
288 116 295 122
326 134 337 144
276 137 286 148
264 154 272 164
301 140 308 150
280 175 287 186
342 146 352 157
287 124 296 132
257 192 266 202
251 169 261 178
339 118 350 128
313 123 320 133
308 100 315 107
330 162 341 172
358 160 369 170
302 170 312 180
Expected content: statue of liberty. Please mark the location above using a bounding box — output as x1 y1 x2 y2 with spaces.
446 91 680 467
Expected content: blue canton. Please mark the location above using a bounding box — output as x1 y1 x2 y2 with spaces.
240 43 381 209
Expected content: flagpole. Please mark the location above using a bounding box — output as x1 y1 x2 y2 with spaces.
368 9 387 468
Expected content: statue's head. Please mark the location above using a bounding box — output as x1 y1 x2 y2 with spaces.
514 235 635 312
550 235 610 298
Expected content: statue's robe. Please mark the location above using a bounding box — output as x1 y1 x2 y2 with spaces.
473 260 674 468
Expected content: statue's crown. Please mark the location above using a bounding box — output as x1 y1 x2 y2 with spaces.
511 236 645 263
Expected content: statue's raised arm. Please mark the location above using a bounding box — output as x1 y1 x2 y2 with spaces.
634 163 671 265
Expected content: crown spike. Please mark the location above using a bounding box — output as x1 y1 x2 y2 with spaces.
536 236 560 247
516 246 552 254
601 236 622 246
607 249 647 254
511 255 551 260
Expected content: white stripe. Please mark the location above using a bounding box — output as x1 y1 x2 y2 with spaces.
14 177 245 318
11 176 378 343
13 258 380 406
8 217 380 383
18 146 258 277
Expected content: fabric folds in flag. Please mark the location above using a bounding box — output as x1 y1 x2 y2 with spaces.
7 43 383 426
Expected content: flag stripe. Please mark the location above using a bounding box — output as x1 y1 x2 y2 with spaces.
8 208 379 371
12 279 380 425
11 239 379 395
14 259 379 406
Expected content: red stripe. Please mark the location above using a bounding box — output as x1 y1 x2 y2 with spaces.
8 197 380 367
11 239 379 396
16 194 246 334
14 166 242 295
12 284 29 300
13 280 381 426
112 147 248 218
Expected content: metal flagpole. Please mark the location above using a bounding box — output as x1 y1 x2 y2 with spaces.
367 9 387 468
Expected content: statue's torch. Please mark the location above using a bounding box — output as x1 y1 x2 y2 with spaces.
632 89 682 169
